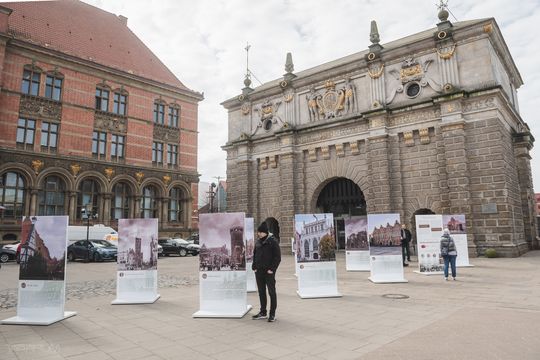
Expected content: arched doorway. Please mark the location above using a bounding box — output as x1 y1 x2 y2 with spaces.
410 208 436 255
264 217 280 243
315 178 366 249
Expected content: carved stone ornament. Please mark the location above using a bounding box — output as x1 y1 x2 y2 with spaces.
20 95 62 121
403 131 414 146
163 175 171 185
419 128 430 144
368 64 384 79
252 99 288 136
70 163 81 177
260 157 268 170
135 171 145 184
306 79 356 121
94 111 127 134
283 90 294 103
104 167 114 181
437 44 456 60
241 103 251 116
269 155 278 168
153 123 180 142
31 159 44 174
386 57 442 104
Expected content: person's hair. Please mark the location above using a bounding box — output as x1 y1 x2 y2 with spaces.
443 228 450 235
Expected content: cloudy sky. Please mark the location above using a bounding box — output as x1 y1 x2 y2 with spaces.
34 216 68 259
199 212 243 250
81 0 540 190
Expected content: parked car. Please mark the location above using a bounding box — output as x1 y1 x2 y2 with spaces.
157 244 163 257
0 242 20 263
158 238 199 257
67 240 117 262
186 232 199 244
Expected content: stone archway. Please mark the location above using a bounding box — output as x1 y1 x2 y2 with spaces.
314 177 366 249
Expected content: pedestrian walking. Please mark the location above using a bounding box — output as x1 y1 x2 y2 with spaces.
401 224 412 266
440 228 457 280
251 221 281 322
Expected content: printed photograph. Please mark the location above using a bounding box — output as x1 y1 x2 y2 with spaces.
117 219 158 271
442 214 467 234
199 213 246 271
344 216 369 251
244 218 254 263
295 214 335 263
368 213 402 256
19 216 68 281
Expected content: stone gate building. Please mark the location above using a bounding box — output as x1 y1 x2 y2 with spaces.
222 9 536 257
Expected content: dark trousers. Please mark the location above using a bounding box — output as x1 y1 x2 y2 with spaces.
443 255 457 278
255 271 277 316
402 241 410 263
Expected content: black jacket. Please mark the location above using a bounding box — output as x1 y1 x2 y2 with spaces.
401 228 412 243
252 235 281 273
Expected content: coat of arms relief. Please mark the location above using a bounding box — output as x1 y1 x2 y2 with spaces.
306 79 356 122
386 57 442 104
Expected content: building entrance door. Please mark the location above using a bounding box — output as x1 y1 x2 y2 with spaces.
315 178 366 249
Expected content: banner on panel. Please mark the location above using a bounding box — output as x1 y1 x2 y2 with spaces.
295 214 341 298
368 214 407 283
245 218 256 292
193 213 251 317
112 218 159 304
415 215 444 275
344 216 370 271
442 215 472 267
2 216 76 325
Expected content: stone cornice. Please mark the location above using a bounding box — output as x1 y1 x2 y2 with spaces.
7 39 204 103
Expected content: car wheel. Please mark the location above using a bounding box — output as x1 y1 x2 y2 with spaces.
67 251 75 262
179 248 187 257
0 253 9 263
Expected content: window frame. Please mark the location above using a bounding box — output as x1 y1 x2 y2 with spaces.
40 121 59 152
152 141 163 165
21 68 41 96
168 187 184 223
0 172 26 220
16 118 36 149
167 144 178 167
44 74 63 101
38 175 66 216
95 87 110 112
110 134 125 161
168 105 179 127
153 102 165 124
112 91 128 116
92 131 107 159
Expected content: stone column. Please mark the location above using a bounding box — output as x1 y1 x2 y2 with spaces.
161 196 170 227
29 188 38 216
366 112 392 213
134 196 141 218
278 132 296 250
101 192 112 226
68 191 77 222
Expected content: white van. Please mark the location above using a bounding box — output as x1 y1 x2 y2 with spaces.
68 224 117 243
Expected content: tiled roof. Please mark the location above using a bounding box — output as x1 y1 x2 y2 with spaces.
2 0 187 89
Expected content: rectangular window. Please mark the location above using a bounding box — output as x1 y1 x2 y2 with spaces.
92 131 107 158
40 121 58 152
168 107 179 127
45 75 62 101
111 134 125 161
152 142 163 164
153 103 165 124
95 88 109 111
167 144 178 166
21 69 40 96
16 118 36 148
113 92 127 115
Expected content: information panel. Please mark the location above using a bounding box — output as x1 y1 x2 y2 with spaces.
415 215 444 275
344 216 370 271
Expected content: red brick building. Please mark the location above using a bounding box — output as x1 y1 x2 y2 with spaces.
0 1 203 243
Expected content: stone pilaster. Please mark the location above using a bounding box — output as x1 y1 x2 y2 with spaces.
102 192 112 225
29 189 38 216
366 113 392 213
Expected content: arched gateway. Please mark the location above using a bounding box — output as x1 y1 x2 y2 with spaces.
315 178 366 249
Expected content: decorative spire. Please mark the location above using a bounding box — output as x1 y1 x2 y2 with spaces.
370 20 380 45
283 52 296 82
437 0 449 22
242 42 253 95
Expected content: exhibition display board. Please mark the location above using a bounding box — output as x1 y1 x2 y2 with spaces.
245 217 256 292
368 214 407 283
442 214 473 267
295 214 341 298
112 218 160 304
415 215 444 275
2 216 76 325
344 216 370 271
193 212 252 318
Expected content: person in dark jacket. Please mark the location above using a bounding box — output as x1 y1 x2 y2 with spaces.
401 224 412 266
251 221 281 322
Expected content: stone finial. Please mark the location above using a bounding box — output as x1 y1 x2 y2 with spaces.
244 73 252 88
242 73 253 95
438 8 449 22
370 20 380 44
285 52 294 74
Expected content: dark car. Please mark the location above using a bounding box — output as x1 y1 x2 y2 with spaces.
158 238 199 257
67 240 117 262
0 242 20 263
186 232 199 245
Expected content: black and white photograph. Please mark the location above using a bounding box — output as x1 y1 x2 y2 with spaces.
199 213 246 271
345 216 369 251
19 216 68 281
295 214 336 263
368 214 402 256
117 219 158 271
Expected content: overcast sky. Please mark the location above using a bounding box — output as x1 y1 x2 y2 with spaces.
81 0 540 191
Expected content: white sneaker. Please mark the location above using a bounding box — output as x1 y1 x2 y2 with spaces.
445 277 448 281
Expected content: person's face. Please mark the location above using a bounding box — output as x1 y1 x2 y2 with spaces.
401 224 406 229
257 231 266 239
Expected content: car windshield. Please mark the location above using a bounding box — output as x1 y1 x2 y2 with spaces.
91 240 115 248
174 239 189 245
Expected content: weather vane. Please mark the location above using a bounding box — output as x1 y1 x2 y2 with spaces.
245 42 251 77
436 0 449 10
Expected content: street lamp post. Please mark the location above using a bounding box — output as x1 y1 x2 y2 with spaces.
81 204 98 263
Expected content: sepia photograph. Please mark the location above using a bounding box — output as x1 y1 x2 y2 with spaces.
117 219 158 271
19 216 68 281
199 213 246 271
244 218 254 263
295 214 335 263
344 216 369 251
368 214 402 256
442 214 467 234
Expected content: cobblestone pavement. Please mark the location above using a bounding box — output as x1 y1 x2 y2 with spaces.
0 252 539 360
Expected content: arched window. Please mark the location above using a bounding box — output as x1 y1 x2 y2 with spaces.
77 179 99 219
111 182 130 220
0 172 25 219
304 240 310 259
141 185 158 218
313 239 319 251
169 187 184 222
38 175 66 215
